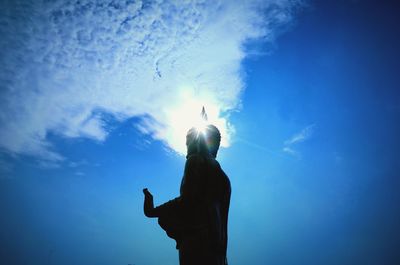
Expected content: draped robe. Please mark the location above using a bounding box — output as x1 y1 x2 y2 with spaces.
154 154 231 265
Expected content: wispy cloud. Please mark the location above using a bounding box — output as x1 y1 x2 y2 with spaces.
283 124 315 157
75 171 86 176
68 160 88 168
0 0 302 160
284 124 315 145
282 146 299 157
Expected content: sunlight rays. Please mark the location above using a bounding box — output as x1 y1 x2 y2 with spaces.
163 88 232 154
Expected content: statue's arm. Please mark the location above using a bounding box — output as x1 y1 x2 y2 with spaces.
147 155 203 217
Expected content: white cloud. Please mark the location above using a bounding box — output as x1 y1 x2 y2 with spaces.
283 124 314 157
0 0 301 160
284 124 315 145
282 146 299 157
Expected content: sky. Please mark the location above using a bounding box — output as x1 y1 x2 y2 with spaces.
1 0 400 265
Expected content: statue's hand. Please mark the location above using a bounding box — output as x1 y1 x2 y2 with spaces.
143 188 156 217
143 188 153 200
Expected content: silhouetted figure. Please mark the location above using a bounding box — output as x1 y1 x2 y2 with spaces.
143 124 231 265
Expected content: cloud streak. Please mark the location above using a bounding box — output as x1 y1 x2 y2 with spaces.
283 124 315 157
0 0 301 160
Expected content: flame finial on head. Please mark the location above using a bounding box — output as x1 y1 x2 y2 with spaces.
201 106 208 122
192 106 208 136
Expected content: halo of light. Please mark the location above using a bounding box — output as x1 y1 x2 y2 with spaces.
163 88 231 154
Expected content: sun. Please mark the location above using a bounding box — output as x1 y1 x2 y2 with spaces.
163 88 231 154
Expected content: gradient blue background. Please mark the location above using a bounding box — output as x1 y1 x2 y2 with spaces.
1 1 400 265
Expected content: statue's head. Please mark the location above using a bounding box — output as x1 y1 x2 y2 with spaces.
186 124 221 158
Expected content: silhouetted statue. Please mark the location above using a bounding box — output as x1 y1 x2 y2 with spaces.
143 124 231 265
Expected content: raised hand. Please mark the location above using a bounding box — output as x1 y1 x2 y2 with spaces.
143 188 156 217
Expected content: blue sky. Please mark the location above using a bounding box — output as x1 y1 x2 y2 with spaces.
1 1 400 265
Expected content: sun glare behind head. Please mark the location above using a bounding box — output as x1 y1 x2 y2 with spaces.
164 88 232 154
194 121 207 136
